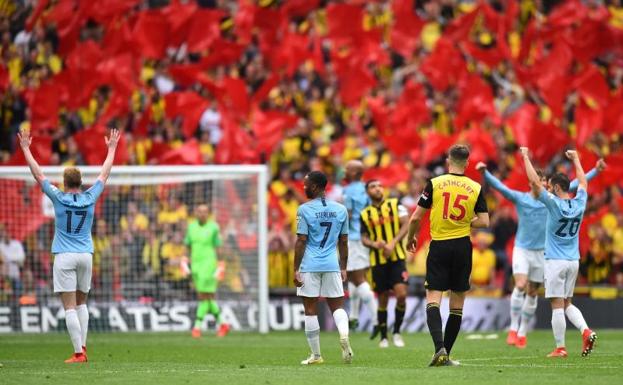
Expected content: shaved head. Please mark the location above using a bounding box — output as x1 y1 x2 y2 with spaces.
345 160 364 182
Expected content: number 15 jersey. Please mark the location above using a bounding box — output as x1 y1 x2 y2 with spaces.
42 179 104 254
296 198 349 272
538 188 587 261
418 173 487 241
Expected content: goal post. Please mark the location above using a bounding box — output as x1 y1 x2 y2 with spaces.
0 165 270 334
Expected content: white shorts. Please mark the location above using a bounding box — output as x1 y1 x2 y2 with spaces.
544 259 579 299
512 247 545 283
297 272 344 298
53 253 93 293
347 239 370 271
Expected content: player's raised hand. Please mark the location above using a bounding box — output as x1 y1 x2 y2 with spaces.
519 147 529 157
17 129 32 149
475 162 487 172
565 150 578 160
596 158 607 171
105 128 121 149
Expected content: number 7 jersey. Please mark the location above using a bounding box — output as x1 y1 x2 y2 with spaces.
42 179 104 254
296 198 349 272
537 188 588 261
418 173 488 241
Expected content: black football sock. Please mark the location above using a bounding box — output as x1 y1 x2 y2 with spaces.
444 308 463 354
378 308 388 339
393 303 406 334
426 303 444 352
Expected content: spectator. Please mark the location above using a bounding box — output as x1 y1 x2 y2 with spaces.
0 223 25 301
471 231 497 288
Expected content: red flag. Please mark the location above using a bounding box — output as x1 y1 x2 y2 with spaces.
281 0 320 18
251 73 280 105
96 53 137 97
158 139 203 165
390 0 425 58
57 9 85 55
6 136 52 166
215 114 258 164
164 92 209 138
252 109 299 154
200 39 245 69
454 75 496 129
420 38 467 91
338 66 376 107
219 77 250 118
102 17 134 56
44 0 75 27
326 3 363 45
25 0 49 31
573 64 610 107
82 0 141 25
133 10 169 59
363 163 410 187
161 0 197 47
503 156 529 191
464 125 497 164
444 5 480 42
97 92 130 126
0 65 8 92
24 80 61 133
234 1 256 46
570 17 614 63
311 37 326 76
134 102 152 137
506 103 537 146
0 180 50 241
74 126 128 165
600 153 623 188
168 63 204 87
186 9 225 53
603 90 623 136
530 121 570 164
575 99 603 147
269 31 310 77
420 132 458 164
547 0 585 28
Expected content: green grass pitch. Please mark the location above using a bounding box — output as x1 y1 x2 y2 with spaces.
1 330 621 385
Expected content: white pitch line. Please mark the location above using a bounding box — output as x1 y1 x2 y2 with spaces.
461 352 620 362
461 363 621 369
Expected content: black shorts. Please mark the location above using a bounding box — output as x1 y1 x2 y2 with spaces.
371 260 408 293
426 236 472 292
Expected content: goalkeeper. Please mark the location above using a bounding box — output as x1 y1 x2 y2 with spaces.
187 204 229 338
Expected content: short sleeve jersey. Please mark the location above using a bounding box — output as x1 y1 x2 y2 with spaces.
42 179 104 254
418 173 487 241
184 219 222 266
342 181 369 241
538 188 588 261
296 198 349 272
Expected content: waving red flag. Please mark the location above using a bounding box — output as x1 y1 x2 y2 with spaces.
390 0 424 58
507 103 537 146
158 139 203 165
420 132 458 164
74 126 128 165
339 66 376 107
454 75 496 130
25 0 49 31
162 0 197 47
200 39 245 69
420 38 466 91
575 99 603 147
326 3 363 45
6 135 52 166
573 64 610 107
251 73 280 105
25 80 61 133
530 121 570 164
281 0 320 18
219 77 250 118
252 109 299 154
363 163 410 188
187 9 226 53
133 10 169 59
164 92 209 138
215 114 258 164
603 91 623 136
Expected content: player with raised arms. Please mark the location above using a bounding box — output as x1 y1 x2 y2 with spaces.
19 128 120 363
521 147 597 358
476 159 604 348
407 144 489 366
294 171 353 365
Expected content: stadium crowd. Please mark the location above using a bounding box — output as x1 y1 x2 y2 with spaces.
1 0 623 304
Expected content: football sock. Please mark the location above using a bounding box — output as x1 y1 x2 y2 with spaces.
194 300 210 329
209 300 221 324
426 303 444 352
510 287 525 331
357 282 378 325
518 295 537 337
332 308 349 339
305 315 321 358
444 308 463 354
377 308 388 339
552 308 566 348
348 282 360 321
65 309 83 354
393 303 406 334
76 304 89 347
565 304 588 334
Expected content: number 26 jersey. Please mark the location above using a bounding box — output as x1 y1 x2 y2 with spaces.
538 188 587 261
418 173 488 241
296 198 349 272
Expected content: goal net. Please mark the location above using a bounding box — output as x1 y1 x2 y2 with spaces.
0 165 269 334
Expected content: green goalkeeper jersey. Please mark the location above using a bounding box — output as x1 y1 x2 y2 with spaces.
185 219 222 267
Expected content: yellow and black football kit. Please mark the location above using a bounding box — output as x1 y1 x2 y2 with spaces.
360 198 408 293
418 173 488 291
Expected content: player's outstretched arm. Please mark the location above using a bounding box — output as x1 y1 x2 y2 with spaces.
570 159 605 193
520 147 543 198
567 150 587 190
476 161 521 202
18 130 46 185
406 205 429 252
97 128 121 184
293 234 307 287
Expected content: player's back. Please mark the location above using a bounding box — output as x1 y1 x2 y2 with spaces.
427 173 485 240
297 198 348 272
343 181 369 240
538 189 587 260
42 179 104 254
513 193 548 249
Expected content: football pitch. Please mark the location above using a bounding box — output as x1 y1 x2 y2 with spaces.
1 330 621 385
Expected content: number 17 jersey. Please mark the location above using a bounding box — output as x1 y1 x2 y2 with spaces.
296 198 349 272
538 188 587 261
418 173 487 241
